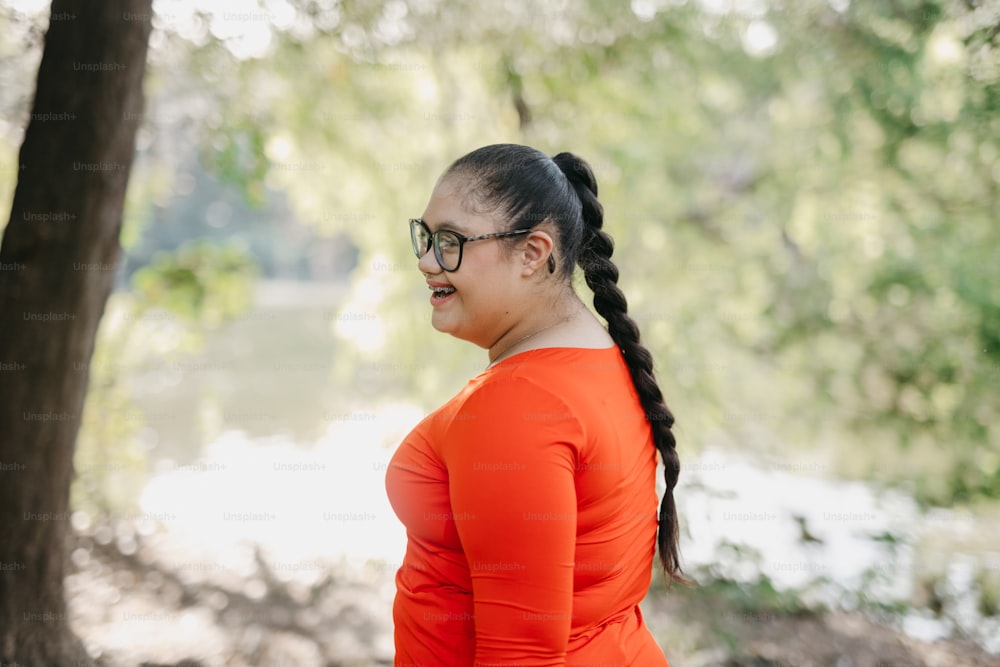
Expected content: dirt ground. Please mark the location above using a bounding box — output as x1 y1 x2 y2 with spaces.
65 530 1000 667
641 584 999 667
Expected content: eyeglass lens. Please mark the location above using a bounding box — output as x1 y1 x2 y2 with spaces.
411 221 430 257
434 232 461 270
411 220 462 271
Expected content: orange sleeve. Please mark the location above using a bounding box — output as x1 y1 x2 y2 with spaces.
443 378 582 666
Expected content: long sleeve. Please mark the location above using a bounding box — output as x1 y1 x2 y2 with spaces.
442 377 583 666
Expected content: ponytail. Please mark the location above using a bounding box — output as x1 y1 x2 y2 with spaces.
443 144 684 582
552 152 685 584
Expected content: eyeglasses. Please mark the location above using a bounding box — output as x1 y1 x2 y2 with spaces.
409 218 531 272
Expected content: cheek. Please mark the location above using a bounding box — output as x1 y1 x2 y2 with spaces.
440 284 502 335
449 252 518 319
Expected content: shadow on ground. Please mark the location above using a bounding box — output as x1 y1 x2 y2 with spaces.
67 521 998 667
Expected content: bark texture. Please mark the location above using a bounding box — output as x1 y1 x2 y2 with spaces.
0 1 153 663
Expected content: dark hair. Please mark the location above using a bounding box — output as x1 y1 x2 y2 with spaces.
444 144 684 583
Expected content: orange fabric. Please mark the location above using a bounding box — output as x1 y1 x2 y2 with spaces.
386 346 669 666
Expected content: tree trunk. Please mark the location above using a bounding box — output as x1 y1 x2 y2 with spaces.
0 1 152 663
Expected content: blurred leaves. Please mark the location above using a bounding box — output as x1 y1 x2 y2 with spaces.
201 120 270 208
131 240 258 330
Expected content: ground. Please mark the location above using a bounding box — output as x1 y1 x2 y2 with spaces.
66 526 999 667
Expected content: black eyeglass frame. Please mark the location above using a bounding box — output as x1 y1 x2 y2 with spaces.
409 218 531 272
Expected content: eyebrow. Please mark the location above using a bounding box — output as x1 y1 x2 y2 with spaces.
425 218 470 235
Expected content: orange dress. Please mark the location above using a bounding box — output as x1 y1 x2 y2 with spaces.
385 346 669 666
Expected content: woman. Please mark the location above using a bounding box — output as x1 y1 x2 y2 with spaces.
385 144 682 666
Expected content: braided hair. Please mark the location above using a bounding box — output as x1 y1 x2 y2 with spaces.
445 144 684 582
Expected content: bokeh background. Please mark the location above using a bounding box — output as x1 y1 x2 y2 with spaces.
2 0 999 665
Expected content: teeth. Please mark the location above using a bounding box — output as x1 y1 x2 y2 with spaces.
431 286 456 296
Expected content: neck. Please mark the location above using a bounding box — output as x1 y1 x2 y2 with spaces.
487 298 583 366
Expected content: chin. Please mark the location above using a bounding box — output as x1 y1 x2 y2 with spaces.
431 315 482 346
430 313 458 336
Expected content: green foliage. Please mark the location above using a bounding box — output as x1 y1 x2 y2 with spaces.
131 240 258 331
201 119 270 208
694 574 820 619
851 565 912 620
668 541 823 617
976 568 1000 618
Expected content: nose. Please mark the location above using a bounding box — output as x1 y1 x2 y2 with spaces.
417 245 441 274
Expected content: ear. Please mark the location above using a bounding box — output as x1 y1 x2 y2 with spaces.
519 230 555 277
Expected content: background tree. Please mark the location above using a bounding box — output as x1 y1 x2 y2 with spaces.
0 1 153 663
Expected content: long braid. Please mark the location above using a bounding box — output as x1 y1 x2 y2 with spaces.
552 152 685 583
443 144 684 580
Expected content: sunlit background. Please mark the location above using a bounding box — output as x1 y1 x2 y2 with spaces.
2 0 999 665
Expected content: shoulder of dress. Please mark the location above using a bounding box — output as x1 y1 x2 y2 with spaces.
466 372 573 404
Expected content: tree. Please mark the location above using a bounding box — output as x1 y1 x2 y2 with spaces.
0 1 153 663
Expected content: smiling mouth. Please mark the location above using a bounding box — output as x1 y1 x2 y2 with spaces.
430 285 456 297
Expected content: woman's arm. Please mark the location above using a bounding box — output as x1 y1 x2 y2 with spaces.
443 377 582 666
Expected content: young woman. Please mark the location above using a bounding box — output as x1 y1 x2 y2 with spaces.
385 144 682 665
